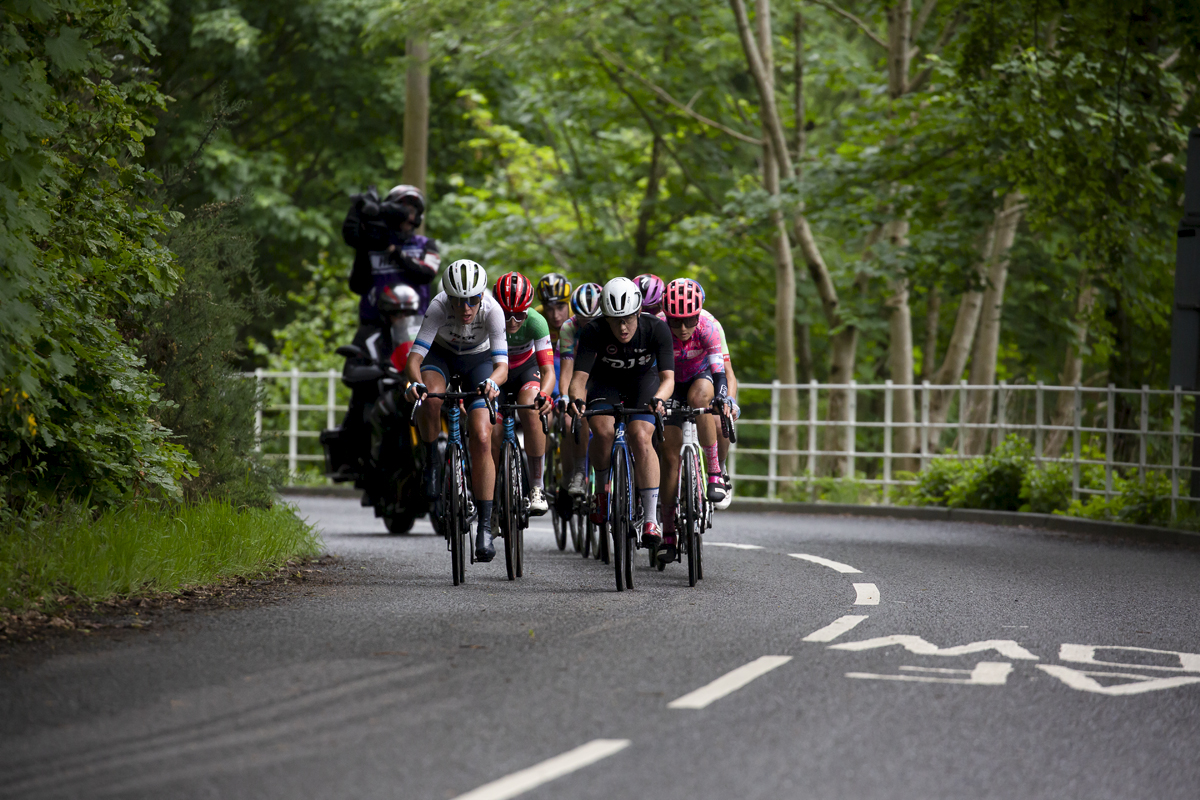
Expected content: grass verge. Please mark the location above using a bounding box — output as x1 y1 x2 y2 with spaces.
0 499 321 614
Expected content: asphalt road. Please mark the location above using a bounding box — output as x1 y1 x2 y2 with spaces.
3 497 1200 799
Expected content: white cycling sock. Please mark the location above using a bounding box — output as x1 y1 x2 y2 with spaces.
640 487 660 526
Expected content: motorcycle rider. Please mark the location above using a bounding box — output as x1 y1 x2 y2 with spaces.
338 184 440 475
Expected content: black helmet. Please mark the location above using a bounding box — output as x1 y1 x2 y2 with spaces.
537 272 572 305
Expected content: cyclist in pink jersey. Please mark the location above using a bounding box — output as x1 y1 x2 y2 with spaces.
658 279 730 562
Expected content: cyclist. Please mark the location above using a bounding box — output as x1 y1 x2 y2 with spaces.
658 278 731 561
493 272 555 515
404 259 509 562
537 272 573 357
635 274 665 316
686 279 740 505
560 282 603 495
567 277 675 548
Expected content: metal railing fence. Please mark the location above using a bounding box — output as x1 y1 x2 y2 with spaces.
246 369 1200 518
727 380 1200 518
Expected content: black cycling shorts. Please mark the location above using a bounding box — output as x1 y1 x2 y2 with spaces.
420 343 495 411
586 369 659 425
500 358 541 403
665 370 714 428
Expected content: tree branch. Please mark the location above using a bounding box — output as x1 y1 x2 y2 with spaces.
592 43 763 145
808 0 887 49
912 0 937 41
907 10 963 93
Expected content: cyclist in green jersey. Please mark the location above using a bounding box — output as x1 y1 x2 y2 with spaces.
494 273 555 514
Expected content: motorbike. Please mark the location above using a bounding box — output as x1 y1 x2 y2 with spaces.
319 343 429 534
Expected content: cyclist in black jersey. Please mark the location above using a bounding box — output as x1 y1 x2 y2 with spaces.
567 278 675 548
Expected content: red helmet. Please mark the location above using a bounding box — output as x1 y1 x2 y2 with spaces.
664 278 704 317
494 271 534 313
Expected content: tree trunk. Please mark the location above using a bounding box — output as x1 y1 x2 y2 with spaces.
883 219 918 471
963 193 1023 454
756 0 798 479
792 7 814 384
1045 273 1096 458
921 286 941 382
631 135 662 273
402 37 430 232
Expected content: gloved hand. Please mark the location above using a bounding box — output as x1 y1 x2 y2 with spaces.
406 382 428 402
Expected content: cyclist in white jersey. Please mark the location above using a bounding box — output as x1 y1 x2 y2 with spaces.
405 260 509 562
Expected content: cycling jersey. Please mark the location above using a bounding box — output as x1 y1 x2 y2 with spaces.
671 313 727 397
573 314 674 382
507 307 554 371
558 315 582 360
411 292 508 364
657 309 731 364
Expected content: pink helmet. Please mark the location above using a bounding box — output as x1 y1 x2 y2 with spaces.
635 274 665 308
664 278 704 318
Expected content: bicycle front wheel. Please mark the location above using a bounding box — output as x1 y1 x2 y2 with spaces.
683 448 700 587
447 446 464 586
612 446 633 591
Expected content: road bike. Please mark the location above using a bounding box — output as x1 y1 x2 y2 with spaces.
412 389 496 586
661 402 736 586
574 402 664 591
494 401 549 580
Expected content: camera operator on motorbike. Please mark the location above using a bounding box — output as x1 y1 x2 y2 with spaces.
338 184 440 476
404 260 509 563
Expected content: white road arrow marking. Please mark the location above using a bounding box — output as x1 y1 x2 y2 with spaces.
847 662 1013 685
803 615 869 643
853 583 880 605
789 553 862 573
668 656 793 709
1037 665 1200 696
830 635 1040 660
1057 644 1200 672
450 739 631 800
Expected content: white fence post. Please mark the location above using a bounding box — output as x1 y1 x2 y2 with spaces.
847 379 857 480
254 368 264 453
808 380 818 501
883 379 893 505
1139 385 1149 484
1172 386 1181 520
327 369 339 430
288 367 300 480
1080 383 1089 501
996 380 1007 449
1105 384 1115 500
920 380 930 470
1035 381 1044 467
958 379 967 459
768 379 780 500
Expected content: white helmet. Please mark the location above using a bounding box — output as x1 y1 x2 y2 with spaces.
601 277 642 317
442 259 488 298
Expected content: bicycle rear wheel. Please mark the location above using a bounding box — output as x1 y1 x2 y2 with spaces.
501 446 516 581
515 446 528 577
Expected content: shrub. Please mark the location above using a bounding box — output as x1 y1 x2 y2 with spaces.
1066 470 1173 527
899 456 967 507
1020 461 1074 514
944 436 1032 512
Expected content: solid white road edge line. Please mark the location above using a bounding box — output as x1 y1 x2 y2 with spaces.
449 739 631 800
788 553 863 573
853 583 880 605
668 656 793 709
706 542 765 550
803 615 869 643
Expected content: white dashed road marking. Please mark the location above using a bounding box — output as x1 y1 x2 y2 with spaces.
853 583 880 605
847 662 1014 685
450 739 631 800
668 656 793 709
788 553 863 573
705 542 765 550
803 615 869 643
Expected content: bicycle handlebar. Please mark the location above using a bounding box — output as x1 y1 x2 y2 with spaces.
663 400 738 444
412 391 498 425
571 402 665 445
497 402 551 434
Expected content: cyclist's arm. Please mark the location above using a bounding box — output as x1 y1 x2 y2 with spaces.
484 299 510 395
559 356 575 401
725 358 739 400
568 368 590 406
654 370 675 405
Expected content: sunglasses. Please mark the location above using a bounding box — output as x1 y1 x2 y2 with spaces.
450 295 483 308
504 311 528 322
668 315 701 329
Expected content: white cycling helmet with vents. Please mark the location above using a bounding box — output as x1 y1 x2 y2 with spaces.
601 277 643 318
442 259 488 298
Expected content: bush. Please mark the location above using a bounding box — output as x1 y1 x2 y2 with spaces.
897 457 967 507
1066 470 1173 527
1020 461 1073 514
946 436 1032 512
